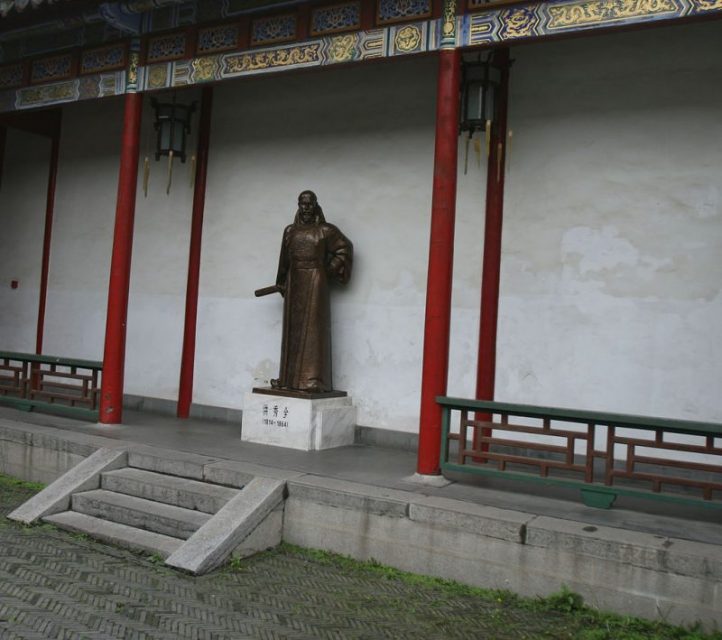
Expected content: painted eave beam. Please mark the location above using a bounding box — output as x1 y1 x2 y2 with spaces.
2 1 722 115
459 0 722 50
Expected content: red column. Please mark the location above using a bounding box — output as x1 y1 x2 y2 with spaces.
99 92 143 424
417 48 461 475
475 49 510 406
36 125 61 355
177 86 213 419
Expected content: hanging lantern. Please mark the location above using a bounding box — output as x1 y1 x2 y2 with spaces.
459 55 503 174
459 55 501 137
151 94 196 162
151 94 196 194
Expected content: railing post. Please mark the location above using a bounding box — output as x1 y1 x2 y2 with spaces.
99 91 143 424
417 0 460 476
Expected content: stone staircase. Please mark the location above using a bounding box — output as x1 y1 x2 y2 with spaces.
45 467 241 558
9 448 286 574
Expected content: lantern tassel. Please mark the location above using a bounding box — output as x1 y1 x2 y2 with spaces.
464 134 470 175
143 156 150 198
507 130 513 176
166 150 174 195
189 154 197 188
485 119 492 156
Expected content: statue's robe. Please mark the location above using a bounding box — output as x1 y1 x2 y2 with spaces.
275 221 353 392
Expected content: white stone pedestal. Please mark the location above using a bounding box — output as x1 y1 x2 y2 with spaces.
241 391 356 451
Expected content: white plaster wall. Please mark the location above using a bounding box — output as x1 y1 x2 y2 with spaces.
196 56 437 430
123 91 199 400
1 20 720 434
491 22 722 423
0 129 50 352
41 98 123 362
40 93 198 400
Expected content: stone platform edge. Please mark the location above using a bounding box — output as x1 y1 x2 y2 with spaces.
0 417 720 630
122 393 418 451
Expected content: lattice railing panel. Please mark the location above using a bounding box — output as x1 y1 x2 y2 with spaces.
0 352 102 420
440 397 722 508
0 359 26 397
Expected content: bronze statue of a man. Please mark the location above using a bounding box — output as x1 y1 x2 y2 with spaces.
257 191 353 393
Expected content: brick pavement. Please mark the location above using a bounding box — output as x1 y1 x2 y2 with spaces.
5 477 712 640
0 479 586 640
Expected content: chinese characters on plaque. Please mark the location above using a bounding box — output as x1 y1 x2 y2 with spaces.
261 403 290 428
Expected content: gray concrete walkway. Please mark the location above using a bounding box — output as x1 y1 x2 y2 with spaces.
1 406 719 546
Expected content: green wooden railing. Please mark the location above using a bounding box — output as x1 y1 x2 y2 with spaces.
0 351 102 421
438 396 722 509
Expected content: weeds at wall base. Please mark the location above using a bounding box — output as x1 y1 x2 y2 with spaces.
273 543 722 640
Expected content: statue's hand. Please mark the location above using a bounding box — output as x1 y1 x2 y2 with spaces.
328 257 343 277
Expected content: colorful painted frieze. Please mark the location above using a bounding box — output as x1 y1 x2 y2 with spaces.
545 0 678 33
30 54 73 84
2 0 722 114
146 63 171 89
98 72 125 98
462 0 722 46
689 0 722 12
390 22 429 54
378 0 432 24
197 24 242 54
78 75 101 100
191 56 222 83
80 44 127 75
251 14 298 46
324 33 361 62
173 60 193 86
147 32 188 63
18 80 79 108
311 2 362 35
224 41 321 75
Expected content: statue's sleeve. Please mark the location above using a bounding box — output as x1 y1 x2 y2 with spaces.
325 224 353 285
275 226 292 294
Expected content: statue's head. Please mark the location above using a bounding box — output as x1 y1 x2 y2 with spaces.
296 190 325 225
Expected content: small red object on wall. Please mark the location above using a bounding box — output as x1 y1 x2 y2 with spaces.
11 280 18 289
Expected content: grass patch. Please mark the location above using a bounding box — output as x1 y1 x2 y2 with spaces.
270 544 722 640
277 543 523 601
0 473 45 524
0 474 45 493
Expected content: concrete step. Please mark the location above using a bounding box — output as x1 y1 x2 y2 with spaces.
167 476 286 575
72 489 210 540
101 468 240 514
44 511 183 558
